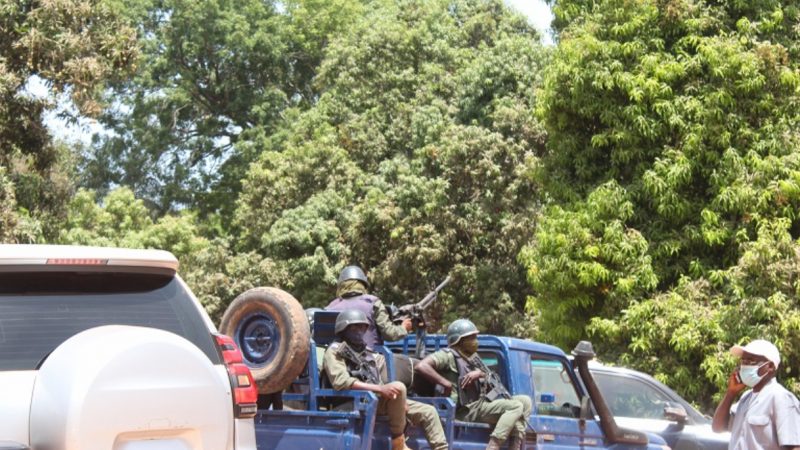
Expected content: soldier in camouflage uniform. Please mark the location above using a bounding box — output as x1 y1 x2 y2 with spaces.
415 319 532 450
323 309 448 450
326 265 412 347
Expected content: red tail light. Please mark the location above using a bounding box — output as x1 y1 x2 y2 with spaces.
47 258 108 265
214 333 258 418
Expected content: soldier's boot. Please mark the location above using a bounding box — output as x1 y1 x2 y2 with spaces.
507 433 523 450
391 435 412 450
485 437 502 450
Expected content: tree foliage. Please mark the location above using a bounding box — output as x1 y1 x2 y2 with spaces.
527 0 800 405
1 0 138 241
519 181 657 346
80 0 363 217
235 0 546 334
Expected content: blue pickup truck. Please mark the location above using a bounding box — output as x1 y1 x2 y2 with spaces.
220 288 670 450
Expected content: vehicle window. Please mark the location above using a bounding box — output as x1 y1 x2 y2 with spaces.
593 372 672 419
479 351 509 388
0 272 220 370
531 358 581 418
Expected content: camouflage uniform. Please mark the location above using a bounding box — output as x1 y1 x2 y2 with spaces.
323 341 448 450
425 349 531 442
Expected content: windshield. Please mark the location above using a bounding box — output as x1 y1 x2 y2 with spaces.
593 370 706 424
0 272 220 370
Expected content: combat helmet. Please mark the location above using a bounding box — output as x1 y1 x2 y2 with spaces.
338 265 370 288
334 309 370 335
447 319 479 347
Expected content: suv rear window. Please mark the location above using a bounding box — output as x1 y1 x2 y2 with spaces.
0 272 221 370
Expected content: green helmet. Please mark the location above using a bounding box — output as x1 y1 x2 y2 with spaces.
338 265 370 288
334 309 369 335
447 319 479 346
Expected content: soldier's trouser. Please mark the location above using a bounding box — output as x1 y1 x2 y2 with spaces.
457 395 532 441
377 381 408 436
407 400 448 450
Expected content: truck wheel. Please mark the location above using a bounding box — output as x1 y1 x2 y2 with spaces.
220 287 310 394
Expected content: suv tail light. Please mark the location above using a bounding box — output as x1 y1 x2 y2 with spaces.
213 333 258 418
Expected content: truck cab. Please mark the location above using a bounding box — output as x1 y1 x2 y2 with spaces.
388 334 669 450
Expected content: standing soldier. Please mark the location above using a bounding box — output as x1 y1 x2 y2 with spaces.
322 309 449 450
326 265 412 347
415 319 531 450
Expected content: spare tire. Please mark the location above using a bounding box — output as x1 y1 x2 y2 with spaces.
219 287 309 394
30 325 232 450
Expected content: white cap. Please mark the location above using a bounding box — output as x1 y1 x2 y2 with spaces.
731 339 781 368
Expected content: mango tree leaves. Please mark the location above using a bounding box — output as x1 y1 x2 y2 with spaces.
235 0 546 334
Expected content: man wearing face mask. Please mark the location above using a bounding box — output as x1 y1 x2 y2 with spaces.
322 309 448 450
326 265 413 348
415 319 532 450
711 339 800 450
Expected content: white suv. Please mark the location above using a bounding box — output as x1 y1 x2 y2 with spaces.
0 245 258 450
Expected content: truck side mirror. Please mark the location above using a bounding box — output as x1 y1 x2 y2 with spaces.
664 402 687 429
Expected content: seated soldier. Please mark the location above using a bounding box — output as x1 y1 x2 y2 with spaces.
415 319 532 450
322 309 448 450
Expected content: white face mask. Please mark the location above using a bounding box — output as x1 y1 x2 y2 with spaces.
739 362 769 387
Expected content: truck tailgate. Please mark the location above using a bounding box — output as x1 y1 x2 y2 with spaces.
254 410 368 450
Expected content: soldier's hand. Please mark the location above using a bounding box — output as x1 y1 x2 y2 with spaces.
440 381 453 397
401 318 413 332
460 370 484 389
378 384 403 400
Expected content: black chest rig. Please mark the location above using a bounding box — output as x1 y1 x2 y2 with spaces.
338 342 381 385
445 348 510 406
445 348 483 405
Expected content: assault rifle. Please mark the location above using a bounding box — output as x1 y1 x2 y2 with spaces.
337 343 381 385
468 354 535 433
387 275 451 359
467 354 511 401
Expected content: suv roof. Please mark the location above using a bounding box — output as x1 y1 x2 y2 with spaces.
0 244 178 272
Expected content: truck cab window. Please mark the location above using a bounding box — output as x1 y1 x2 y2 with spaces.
531 358 581 418
593 372 672 419
479 351 508 388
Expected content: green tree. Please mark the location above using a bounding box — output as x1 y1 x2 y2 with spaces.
519 182 657 346
1 0 138 240
80 0 362 218
235 0 547 334
527 0 800 405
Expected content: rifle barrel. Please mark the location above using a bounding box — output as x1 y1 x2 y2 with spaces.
417 275 452 308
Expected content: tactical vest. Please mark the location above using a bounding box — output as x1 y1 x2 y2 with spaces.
336 341 381 385
326 294 382 348
444 348 482 406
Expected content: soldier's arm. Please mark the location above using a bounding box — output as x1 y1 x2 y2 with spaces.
373 299 409 341
322 346 359 390
416 352 453 389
